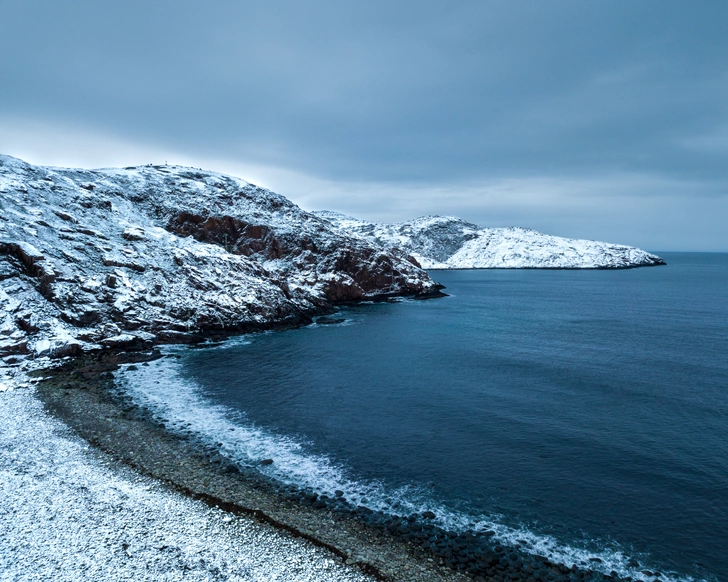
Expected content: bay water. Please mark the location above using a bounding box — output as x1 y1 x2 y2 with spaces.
120 253 728 581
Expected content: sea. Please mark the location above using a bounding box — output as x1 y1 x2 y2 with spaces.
117 253 728 581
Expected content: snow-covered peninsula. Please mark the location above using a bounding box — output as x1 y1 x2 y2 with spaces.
1 155 664 360
1 155 672 582
315 212 665 270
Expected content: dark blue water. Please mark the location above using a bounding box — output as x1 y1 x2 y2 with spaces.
180 253 728 580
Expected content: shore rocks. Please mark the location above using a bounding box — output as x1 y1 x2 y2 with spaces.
34 351 648 582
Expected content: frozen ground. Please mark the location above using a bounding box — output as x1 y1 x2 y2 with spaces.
0 365 372 582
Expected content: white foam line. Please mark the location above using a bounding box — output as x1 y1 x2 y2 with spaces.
116 351 362 496
308 319 360 329
115 350 706 582
0 366 372 582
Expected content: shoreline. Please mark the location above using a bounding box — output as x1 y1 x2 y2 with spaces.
31 351 466 582
25 349 639 582
0 363 376 582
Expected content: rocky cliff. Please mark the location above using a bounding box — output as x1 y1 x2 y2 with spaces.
0 156 440 359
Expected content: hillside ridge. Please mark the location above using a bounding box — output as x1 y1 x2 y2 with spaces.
0 155 439 359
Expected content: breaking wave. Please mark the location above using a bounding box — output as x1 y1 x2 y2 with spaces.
114 349 703 582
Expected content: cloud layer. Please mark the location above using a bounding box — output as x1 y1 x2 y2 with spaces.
1 1 726 250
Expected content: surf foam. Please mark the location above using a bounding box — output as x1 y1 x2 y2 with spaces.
114 349 704 582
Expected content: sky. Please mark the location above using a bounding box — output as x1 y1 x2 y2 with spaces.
1 0 727 251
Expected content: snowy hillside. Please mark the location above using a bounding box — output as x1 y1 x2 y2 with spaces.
0 155 439 359
314 212 666 270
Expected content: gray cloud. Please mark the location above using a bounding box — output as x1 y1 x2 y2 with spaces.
1 0 727 249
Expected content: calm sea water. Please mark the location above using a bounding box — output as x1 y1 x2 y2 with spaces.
125 253 728 581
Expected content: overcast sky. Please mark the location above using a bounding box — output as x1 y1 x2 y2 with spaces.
1 1 727 250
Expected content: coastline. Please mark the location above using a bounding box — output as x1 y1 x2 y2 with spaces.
0 363 376 582
6 348 639 582
26 350 468 582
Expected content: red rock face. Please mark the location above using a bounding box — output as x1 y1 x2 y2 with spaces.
167 213 279 257
166 211 440 303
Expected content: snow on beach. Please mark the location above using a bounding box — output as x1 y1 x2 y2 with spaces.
0 365 372 582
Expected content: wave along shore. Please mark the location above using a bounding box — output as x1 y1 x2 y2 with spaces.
0 364 375 582
9 347 697 582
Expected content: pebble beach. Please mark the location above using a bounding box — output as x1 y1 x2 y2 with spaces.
0 363 374 582
1 352 657 582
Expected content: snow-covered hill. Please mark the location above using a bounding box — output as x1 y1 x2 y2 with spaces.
0 155 439 358
0 154 666 360
314 212 665 270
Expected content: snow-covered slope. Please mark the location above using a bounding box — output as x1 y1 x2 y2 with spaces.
0 155 439 358
314 212 665 270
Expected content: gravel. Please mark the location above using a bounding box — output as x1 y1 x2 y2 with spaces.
0 365 373 582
